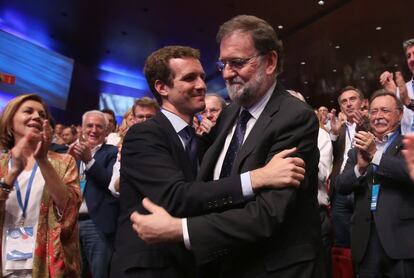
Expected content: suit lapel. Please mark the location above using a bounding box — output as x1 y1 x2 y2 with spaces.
198 104 240 181
384 134 403 156
155 112 195 179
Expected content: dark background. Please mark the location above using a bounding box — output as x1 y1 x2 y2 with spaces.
1 0 413 124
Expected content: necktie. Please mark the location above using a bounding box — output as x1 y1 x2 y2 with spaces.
220 109 252 178
179 125 198 176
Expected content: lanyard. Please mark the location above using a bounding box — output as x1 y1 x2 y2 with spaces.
9 160 38 220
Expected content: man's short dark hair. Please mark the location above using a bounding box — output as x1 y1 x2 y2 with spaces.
216 15 284 74
144 46 200 105
64 125 77 136
101 108 116 121
132 96 160 116
337 85 364 104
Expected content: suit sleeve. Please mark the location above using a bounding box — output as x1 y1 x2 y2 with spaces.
335 148 367 195
121 123 245 218
187 103 320 265
376 152 413 185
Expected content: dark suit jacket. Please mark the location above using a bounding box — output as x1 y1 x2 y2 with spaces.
84 143 119 234
336 134 414 264
111 112 250 277
187 83 322 278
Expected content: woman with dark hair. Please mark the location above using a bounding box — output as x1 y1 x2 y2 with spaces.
0 94 81 277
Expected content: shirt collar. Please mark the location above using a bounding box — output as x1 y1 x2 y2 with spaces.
345 121 356 128
375 130 397 145
244 80 276 120
161 109 189 133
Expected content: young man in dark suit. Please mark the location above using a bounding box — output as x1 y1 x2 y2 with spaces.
336 92 414 278
130 15 323 278
111 45 306 277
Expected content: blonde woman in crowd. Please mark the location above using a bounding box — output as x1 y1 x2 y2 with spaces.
0 94 81 277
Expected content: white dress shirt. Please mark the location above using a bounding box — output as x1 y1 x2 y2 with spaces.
397 78 414 135
317 128 333 206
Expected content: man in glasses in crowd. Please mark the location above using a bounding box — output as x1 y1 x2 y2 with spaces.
200 93 226 124
132 96 160 124
130 15 324 278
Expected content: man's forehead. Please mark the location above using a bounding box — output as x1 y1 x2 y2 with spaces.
219 32 255 57
340 90 359 99
135 105 156 113
406 44 414 52
370 95 396 108
84 115 105 125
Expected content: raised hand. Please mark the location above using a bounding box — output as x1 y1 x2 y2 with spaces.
402 134 414 182
395 71 410 106
33 120 52 161
379 71 397 94
196 117 215 135
353 131 376 173
330 108 342 135
68 142 93 163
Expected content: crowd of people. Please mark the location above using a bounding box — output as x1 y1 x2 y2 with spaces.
0 14 413 278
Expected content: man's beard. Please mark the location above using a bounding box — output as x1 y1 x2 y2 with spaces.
226 64 266 107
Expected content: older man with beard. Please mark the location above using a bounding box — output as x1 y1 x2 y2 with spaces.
336 92 414 278
130 15 323 278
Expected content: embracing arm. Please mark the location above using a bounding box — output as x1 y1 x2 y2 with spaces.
184 104 320 263
121 124 245 217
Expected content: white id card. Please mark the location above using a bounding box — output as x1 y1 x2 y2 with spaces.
5 227 34 270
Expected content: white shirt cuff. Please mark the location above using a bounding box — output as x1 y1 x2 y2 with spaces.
85 158 96 170
354 164 366 177
182 218 191 250
241 172 254 199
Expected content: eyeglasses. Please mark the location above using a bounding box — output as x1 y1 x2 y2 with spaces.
216 54 261 72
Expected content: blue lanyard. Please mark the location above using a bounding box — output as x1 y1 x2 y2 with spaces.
9 160 38 219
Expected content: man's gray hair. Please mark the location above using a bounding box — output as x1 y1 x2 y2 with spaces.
82 110 108 129
403 38 414 52
205 93 227 109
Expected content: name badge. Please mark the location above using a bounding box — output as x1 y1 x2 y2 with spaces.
370 184 380 211
5 227 34 270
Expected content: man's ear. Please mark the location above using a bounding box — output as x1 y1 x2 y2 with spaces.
154 80 169 97
265 50 278 75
